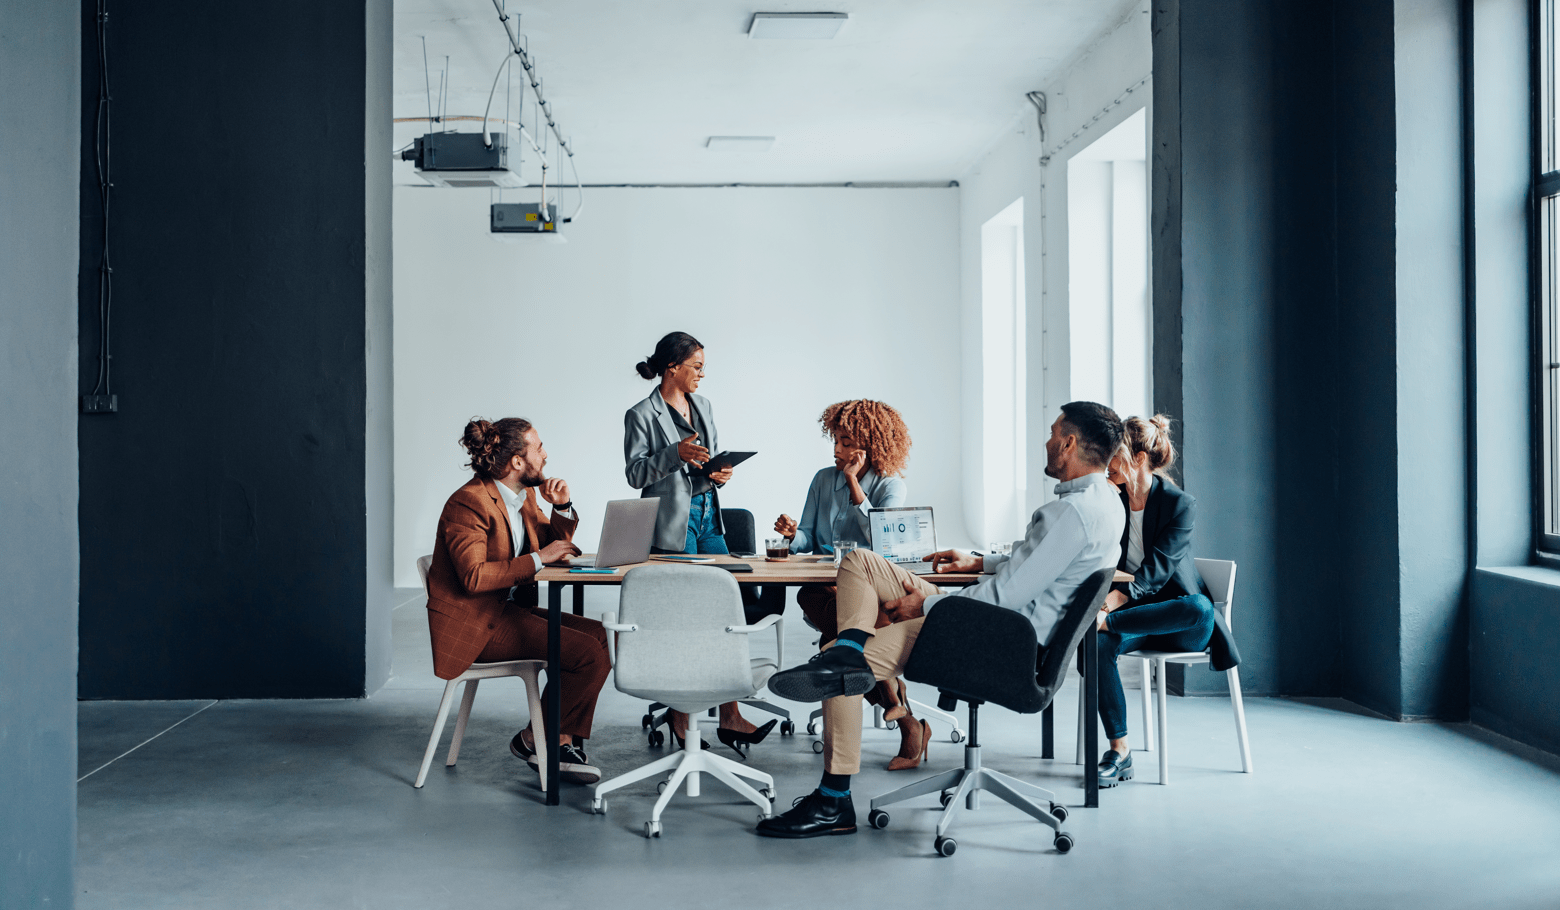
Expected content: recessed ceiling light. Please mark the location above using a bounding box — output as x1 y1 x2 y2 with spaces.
706 136 776 152
748 12 848 39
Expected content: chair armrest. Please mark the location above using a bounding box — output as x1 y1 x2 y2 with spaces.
726 613 782 634
601 612 638 633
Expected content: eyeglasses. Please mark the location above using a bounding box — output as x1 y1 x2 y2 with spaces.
678 363 706 375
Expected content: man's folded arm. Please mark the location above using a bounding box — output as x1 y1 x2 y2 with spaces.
924 505 1085 616
443 505 537 594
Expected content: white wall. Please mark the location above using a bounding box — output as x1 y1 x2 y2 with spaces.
958 0 1151 530
393 186 964 588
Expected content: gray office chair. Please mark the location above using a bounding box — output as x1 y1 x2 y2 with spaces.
867 567 1115 855
639 507 795 744
595 565 778 837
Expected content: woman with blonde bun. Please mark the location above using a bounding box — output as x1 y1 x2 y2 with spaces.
1095 415 1238 789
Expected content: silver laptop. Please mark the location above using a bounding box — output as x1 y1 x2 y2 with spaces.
869 506 938 574
569 498 660 568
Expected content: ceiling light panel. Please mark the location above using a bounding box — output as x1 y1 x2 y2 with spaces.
748 12 848 39
706 136 776 152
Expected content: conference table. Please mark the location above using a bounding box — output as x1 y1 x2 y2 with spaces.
536 555 1130 809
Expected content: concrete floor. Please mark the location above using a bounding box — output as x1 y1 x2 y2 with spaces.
77 589 1560 909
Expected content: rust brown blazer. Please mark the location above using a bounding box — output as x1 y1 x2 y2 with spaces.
425 476 578 679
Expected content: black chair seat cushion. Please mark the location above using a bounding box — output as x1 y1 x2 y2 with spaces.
903 597 1047 715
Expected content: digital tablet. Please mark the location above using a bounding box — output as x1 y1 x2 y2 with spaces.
697 451 756 473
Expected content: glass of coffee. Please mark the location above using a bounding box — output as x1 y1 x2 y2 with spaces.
832 540 857 566
765 538 790 561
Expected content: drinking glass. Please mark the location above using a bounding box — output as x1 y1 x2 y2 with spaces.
832 540 858 566
765 538 790 561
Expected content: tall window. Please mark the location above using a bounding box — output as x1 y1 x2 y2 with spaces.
981 198 1026 542
1539 0 1560 549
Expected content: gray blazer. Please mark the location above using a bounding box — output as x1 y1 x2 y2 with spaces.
624 389 724 551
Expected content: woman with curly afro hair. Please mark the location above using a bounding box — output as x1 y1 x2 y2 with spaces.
770 400 931 770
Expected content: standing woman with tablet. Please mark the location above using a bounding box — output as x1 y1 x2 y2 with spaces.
624 331 776 755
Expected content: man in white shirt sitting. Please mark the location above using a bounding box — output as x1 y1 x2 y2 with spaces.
759 401 1126 839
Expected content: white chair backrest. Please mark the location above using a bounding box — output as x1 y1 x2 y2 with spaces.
1194 558 1237 631
416 555 433 595
615 565 754 698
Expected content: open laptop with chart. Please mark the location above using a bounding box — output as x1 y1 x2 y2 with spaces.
869 506 939 574
569 498 660 568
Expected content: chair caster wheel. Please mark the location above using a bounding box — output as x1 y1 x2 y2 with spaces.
656 779 669 794
1050 804 1068 822
780 720 795 736
949 730 965 744
806 721 819 735
939 790 954 808
868 809 890 829
591 799 607 814
934 836 957 856
760 787 776 802
648 730 665 748
641 713 653 730
1053 833 1074 853
644 821 662 838
885 719 897 730
757 812 772 823
811 740 824 754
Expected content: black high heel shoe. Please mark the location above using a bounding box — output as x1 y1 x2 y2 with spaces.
716 719 778 760
670 723 711 752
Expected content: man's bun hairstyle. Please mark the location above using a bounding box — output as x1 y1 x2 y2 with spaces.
1059 401 1124 468
459 417 533 479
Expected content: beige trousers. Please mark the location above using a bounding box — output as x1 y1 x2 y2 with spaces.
821 549 943 774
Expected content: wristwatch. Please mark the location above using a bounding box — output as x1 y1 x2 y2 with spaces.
553 501 573 512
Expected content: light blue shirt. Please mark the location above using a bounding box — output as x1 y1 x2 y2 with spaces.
788 467 907 555
923 472 1124 646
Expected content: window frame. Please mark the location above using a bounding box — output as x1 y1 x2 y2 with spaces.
1534 0 1560 556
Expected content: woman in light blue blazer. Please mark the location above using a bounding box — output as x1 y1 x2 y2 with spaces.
623 331 774 755
771 400 930 770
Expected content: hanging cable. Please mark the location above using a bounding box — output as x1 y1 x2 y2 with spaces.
422 36 434 130
487 0 582 220
91 0 114 401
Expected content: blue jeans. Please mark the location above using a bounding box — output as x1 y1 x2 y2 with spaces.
651 491 729 555
1097 593 1216 742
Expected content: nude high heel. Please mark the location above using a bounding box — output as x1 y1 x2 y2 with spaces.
886 719 931 771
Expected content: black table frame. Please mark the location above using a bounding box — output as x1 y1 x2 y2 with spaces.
542 581 1099 809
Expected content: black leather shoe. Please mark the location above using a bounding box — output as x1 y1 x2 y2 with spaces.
755 790 857 838
1097 749 1133 788
766 647 876 703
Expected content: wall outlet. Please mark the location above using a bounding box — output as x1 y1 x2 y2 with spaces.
81 394 118 413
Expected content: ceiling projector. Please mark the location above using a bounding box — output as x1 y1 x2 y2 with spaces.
401 132 523 188
491 202 559 234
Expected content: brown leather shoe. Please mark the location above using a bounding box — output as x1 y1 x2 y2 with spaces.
886 718 930 771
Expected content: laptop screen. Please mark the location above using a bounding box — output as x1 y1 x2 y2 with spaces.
870 507 937 562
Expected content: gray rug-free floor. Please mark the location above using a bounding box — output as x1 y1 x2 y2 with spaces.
77 594 1560 910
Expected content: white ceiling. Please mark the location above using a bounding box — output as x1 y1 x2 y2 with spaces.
393 0 1143 186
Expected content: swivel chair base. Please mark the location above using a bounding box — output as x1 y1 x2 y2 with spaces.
594 710 776 837
867 703 1073 855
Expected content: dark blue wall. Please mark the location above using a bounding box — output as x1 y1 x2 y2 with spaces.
76 0 392 699
1 2 80 904
1155 0 1474 718
1472 569 1560 755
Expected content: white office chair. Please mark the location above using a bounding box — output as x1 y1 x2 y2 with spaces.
1076 558 1253 784
592 565 778 837
412 555 550 791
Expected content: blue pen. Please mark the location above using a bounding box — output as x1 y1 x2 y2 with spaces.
570 567 618 574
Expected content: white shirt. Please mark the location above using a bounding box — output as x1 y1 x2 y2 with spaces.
1124 510 1145 573
492 480 573 573
922 472 1125 645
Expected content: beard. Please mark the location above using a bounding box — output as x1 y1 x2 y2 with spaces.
519 465 546 487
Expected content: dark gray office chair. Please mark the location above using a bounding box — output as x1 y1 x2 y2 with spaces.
639 507 796 746
866 567 1115 855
